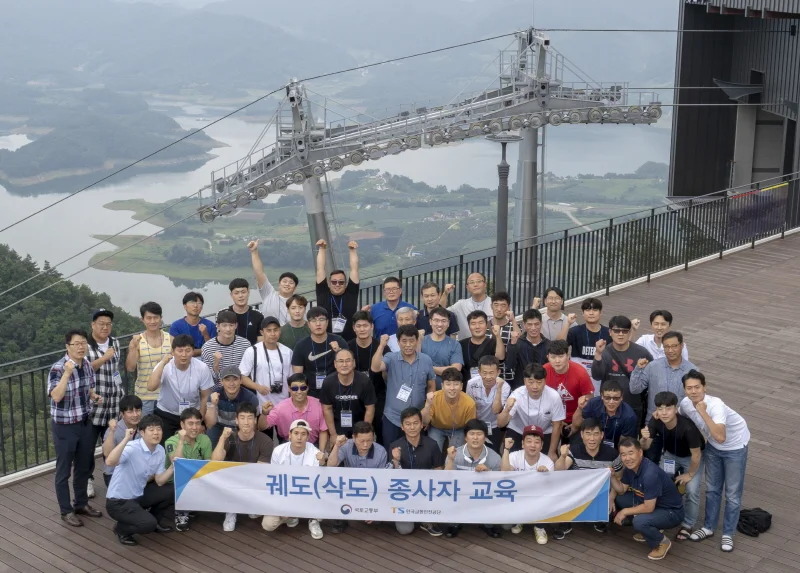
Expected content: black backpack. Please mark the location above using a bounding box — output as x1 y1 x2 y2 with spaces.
737 508 772 537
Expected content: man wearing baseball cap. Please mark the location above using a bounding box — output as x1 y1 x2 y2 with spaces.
204 366 259 447
263 419 325 539
501 424 554 544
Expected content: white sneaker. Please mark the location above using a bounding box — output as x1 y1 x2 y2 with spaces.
511 524 523 534
87 478 95 499
534 526 548 545
285 517 299 528
308 519 323 540
248 514 259 519
223 513 237 532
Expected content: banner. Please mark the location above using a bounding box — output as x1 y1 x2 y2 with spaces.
174 459 610 524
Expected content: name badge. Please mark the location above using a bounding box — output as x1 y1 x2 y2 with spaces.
661 458 676 476
396 384 412 402
470 367 479 379
340 411 353 428
603 440 615 450
112 371 123 387
332 316 346 333
178 400 190 414
487 425 493 436
315 374 325 390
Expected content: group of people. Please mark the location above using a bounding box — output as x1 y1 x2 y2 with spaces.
48 239 750 560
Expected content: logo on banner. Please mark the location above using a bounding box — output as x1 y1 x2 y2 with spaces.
340 504 353 515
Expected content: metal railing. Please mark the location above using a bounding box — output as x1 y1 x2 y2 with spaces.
0 176 795 477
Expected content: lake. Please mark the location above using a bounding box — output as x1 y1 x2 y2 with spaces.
0 106 670 321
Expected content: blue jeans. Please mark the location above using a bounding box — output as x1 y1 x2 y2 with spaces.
427 426 465 451
616 492 684 549
703 443 747 537
381 416 404 451
663 450 704 528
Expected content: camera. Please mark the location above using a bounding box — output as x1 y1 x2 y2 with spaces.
270 381 284 394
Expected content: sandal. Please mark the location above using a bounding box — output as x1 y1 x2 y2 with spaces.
689 528 714 542
675 528 691 541
721 535 734 552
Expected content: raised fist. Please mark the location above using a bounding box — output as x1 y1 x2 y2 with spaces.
316 451 325 462
510 330 519 344
392 447 401 462
130 334 142 347
247 239 259 252
641 426 651 440
161 353 173 364
199 323 208 335
210 392 219 405
444 284 455 294
108 419 118 431
504 437 514 450
491 324 501 336
261 401 273 414
348 240 358 250
532 296 542 308
536 465 549 472
637 358 649 369
560 444 570 458
214 351 223 362
103 347 116 360
316 239 327 248
64 360 76 374
505 397 516 410
329 341 340 352
426 392 435 403
178 429 187 439
631 318 641 330
694 400 707 415
336 434 347 447
567 313 577 324
125 428 136 441
379 334 389 346
495 377 505 388
577 395 589 409
221 427 234 440
595 339 607 354
447 446 457 459
361 304 372 312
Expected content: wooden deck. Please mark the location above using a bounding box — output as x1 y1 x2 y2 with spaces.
1 234 800 573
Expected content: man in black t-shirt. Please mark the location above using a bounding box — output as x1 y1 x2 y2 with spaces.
459 311 500 380
320 349 376 441
560 297 612 363
640 391 704 540
348 310 390 443
220 278 264 345
291 307 348 399
315 239 360 341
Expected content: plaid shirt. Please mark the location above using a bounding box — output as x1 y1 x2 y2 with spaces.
48 354 96 424
86 338 124 427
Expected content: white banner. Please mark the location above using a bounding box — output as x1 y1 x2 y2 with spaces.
175 460 610 524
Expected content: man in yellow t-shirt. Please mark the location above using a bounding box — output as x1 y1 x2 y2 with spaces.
125 302 172 415
421 367 476 450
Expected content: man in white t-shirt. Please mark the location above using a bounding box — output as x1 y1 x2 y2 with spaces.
634 310 689 361
496 363 565 460
501 424 553 544
680 370 750 553
248 239 298 325
238 316 293 408
262 419 325 540
441 273 493 339
146 334 214 443
465 355 510 453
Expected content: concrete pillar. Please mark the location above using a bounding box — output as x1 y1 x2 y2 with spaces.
732 105 757 188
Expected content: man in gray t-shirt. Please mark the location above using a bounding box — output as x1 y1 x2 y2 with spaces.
443 419 503 539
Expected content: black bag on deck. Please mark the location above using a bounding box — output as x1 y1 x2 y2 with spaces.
737 508 772 537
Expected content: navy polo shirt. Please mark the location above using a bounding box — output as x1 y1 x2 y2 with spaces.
371 300 417 337
581 396 639 448
621 457 683 511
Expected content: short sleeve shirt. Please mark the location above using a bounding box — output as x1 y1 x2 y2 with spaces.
320 372 377 435
421 335 463 388
428 391 477 431
507 385 566 435
221 306 263 345
371 300 417 337
317 279 360 341
290 334 349 398
222 432 274 463
208 384 259 429
453 445 502 471
567 325 612 360
169 317 217 349
157 358 214 415
460 337 497 375
465 376 510 428
544 362 595 424
567 441 623 472
646 413 705 457
621 457 684 510
508 450 555 472
349 337 390 397
391 436 443 469
383 352 435 427
163 434 213 481
337 441 390 469
581 396 639 448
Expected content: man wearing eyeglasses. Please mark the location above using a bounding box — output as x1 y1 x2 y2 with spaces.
49 329 105 527
532 286 576 342
441 272 493 340
571 380 638 449
321 349 376 442
291 307 348 399
370 277 417 337
591 316 653 425
315 239 361 341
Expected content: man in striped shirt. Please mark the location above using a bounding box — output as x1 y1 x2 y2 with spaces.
200 310 251 383
125 302 172 415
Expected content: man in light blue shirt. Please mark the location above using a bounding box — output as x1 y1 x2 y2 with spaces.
371 325 436 449
421 307 463 389
629 331 696 425
105 414 176 546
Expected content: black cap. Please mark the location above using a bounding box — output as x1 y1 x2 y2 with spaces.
260 315 280 330
92 308 114 321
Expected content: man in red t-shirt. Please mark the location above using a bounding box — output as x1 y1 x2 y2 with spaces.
544 340 594 441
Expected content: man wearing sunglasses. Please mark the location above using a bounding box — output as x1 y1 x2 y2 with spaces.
591 316 653 425
315 239 361 340
571 380 638 449
262 373 329 451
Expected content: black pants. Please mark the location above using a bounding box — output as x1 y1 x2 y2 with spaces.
505 428 553 454
381 416 404 451
107 481 175 537
154 408 181 445
89 423 108 476
52 417 95 514
485 427 504 454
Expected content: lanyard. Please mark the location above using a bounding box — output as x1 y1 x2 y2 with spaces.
262 344 284 385
603 412 619 444
446 396 460 433
338 378 353 412
330 294 344 317
526 393 542 428
311 340 328 373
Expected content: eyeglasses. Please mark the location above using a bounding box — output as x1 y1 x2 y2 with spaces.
663 344 682 350
602 395 623 402
330 280 346 286
610 328 630 334
384 287 400 293
430 318 449 324
308 317 327 324
466 280 484 286
290 385 309 392
68 342 88 347
94 322 112 328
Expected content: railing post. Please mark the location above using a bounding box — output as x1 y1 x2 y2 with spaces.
560 229 569 296
457 254 464 298
646 208 655 282
684 200 693 271
604 218 614 296
720 195 729 259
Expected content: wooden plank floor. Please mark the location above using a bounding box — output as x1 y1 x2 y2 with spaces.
1 234 800 572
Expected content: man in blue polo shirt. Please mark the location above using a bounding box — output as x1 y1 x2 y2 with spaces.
371 325 436 449
370 277 417 337
204 366 259 447
571 380 638 448
169 292 217 356
611 437 684 561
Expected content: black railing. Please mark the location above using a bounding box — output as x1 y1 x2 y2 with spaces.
0 177 795 477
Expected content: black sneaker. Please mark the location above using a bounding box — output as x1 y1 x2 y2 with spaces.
478 525 502 538
445 526 460 538
594 522 608 533
420 523 443 537
553 525 572 540
175 513 190 532
330 520 347 534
